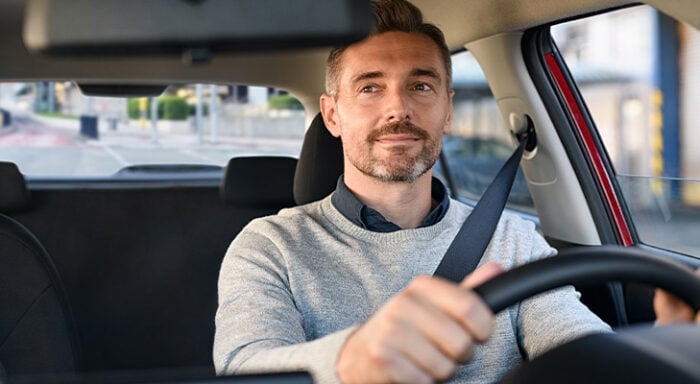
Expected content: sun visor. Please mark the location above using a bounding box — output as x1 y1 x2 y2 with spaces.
23 0 371 61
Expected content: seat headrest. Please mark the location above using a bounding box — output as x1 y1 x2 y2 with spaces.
0 162 31 213
220 156 297 209
293 113 344 205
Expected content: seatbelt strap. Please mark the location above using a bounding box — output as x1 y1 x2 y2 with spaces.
433 119 535 283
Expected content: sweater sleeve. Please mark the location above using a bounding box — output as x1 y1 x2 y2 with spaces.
515 229 613 360
213 223 353 384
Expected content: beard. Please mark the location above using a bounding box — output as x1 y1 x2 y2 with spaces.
347 120 441 183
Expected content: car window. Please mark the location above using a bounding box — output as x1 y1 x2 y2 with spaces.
0 83 304 178
552 6 700 257
436 51 536 215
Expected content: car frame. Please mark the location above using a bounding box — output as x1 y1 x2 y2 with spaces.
1 0 699 383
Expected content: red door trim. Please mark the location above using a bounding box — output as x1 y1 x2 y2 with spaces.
545 53 633 246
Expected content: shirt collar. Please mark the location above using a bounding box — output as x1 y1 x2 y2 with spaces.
331 175 450 233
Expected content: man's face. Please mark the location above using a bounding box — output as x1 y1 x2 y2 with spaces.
321 31 454 183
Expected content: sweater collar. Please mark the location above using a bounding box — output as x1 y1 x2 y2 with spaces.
331 175 450 233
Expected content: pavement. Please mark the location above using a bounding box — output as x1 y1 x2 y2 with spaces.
2 108 304 150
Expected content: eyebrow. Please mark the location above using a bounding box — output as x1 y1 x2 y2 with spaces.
410 68 441 81
351 68 442 85
351 71 384 85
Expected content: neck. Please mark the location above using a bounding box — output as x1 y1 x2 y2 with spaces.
344 169 434 229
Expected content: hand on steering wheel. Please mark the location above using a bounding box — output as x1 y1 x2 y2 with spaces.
473 245 700 314
478 245 700 384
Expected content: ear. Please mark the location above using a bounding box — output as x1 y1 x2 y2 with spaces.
443 89 455 135
320 93 342 138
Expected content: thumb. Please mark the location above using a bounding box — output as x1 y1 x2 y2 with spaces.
461 261 504 289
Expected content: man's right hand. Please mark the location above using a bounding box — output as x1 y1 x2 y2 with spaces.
335 262 503 384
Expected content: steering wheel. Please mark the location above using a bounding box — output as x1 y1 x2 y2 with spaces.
474 245 700 312
472 245 700 383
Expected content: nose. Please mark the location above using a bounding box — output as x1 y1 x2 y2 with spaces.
384 86 412 122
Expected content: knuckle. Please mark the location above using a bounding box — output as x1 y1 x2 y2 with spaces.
409 274 433 291
458 342 476 363
432 360 457 381
367 342 394 370
458 294 479 319
386 369 405 384
448 331 474 360
388 366 431 384
456 294 493 341
387 291 414 315
374 313 398 337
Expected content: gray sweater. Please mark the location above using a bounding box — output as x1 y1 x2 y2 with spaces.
214 195 611 383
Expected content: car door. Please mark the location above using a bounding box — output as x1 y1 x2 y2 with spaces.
437 3 700 328
526 5 700 324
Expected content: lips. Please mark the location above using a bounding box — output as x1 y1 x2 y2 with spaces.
376 133 420 142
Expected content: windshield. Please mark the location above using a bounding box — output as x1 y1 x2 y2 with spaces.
0 82 304 178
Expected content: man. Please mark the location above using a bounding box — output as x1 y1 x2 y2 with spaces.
214 1 698 382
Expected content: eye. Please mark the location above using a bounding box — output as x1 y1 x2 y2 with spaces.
360 85 378 93
413 83 433 91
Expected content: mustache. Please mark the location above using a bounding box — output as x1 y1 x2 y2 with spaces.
366 120 430 142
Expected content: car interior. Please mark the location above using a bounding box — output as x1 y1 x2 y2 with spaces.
1 0 699 383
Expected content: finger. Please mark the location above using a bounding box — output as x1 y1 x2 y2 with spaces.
407 275 495 343
391 288 476 365
653 288 695 324
653 267 700 325
461 261 504 289
337 322 434 384
380 349 433 384
387 315 459 381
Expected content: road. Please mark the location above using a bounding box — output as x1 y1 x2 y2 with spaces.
0 112 302 176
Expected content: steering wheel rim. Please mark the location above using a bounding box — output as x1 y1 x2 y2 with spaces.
473 245 700 314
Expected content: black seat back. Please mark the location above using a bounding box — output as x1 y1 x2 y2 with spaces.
0 162 80 376
293 113 344 205
221 156 297 210
0 161 30 213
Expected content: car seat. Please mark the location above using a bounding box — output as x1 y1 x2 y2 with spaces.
293 113 344 205
220 156 298 210
0 161 81 376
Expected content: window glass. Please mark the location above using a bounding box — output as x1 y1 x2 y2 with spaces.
0 83 304 177
552 6 700 256
436 51 536 215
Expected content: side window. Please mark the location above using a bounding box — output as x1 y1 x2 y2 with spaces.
552 6 700 256
436 51 536 215
0 83 304 177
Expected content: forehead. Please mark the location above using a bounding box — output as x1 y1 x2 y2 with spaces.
338 31 445 81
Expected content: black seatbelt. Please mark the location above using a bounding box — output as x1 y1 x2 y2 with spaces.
434 117 536 283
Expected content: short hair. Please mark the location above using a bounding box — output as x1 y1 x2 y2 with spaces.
325 0 452 96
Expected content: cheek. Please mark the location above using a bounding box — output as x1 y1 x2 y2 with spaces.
341 127 366 148
429 103 452 134
337 106 374 140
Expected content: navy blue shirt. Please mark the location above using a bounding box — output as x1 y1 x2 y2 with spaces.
331 176 450 233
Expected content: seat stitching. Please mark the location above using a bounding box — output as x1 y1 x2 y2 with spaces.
0 283 53 349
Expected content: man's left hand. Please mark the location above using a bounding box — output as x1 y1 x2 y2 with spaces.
653 268 700 325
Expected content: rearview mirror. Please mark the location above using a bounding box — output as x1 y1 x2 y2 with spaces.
23 0 371 61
